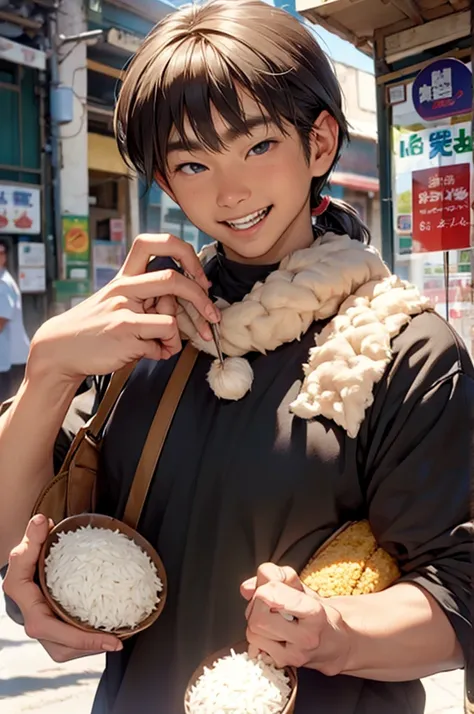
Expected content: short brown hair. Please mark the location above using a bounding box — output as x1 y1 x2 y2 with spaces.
115 0 370 242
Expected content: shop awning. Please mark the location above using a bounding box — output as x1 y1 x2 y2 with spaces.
331 171 380 193
296 0 470 60
88 132 129 176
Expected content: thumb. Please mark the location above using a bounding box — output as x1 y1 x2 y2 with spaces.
256 563 305 592
9 514 50 581
241 564 305 602
240 576 257 601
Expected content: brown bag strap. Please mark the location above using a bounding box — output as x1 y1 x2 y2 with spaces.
122 342 198 529
87 362 137 440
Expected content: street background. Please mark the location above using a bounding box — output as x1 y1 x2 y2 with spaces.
0 597 465 713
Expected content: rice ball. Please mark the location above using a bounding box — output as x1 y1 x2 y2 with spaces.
44 525 163 631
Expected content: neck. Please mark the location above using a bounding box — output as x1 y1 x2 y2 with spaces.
222 196 314 265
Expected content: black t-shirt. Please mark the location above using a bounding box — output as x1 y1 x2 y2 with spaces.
53 250 472 714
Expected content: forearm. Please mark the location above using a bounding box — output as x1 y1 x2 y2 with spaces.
0 358 81 565
329 581 463 681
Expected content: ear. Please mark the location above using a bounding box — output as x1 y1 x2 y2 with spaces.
155 172 178 204
308 111 340 178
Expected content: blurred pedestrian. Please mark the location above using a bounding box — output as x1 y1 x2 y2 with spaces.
0 239 30 401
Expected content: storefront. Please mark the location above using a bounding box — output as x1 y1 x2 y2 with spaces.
297 0 473 355
0 35 48 335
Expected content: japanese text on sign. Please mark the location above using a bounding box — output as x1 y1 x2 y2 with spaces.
0 184 41 234
400 126 472 159
412 164 471 252
418 68 452 104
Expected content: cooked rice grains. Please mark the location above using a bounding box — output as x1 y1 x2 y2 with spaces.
187 650 291 714
44 525 163 631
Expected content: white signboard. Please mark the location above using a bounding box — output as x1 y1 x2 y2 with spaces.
0 37 46 71
0 184 41 235
18 242 45 268
18 242 46 293
19 268 46 293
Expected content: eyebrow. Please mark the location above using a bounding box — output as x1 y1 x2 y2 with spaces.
167 115 272 154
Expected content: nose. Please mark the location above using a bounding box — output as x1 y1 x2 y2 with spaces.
216 173 251 209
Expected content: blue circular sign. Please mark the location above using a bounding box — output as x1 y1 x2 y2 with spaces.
412 58 472 121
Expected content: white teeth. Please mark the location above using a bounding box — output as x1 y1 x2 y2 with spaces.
226 208 268 230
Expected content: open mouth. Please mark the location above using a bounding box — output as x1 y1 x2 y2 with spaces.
223 206 272 231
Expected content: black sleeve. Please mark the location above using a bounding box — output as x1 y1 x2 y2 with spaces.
358 311 473 661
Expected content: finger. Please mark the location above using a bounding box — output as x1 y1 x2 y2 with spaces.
119 234 210 292
114 270 220 324
177 298 213 341
254 581 321 621
255 563 304 591
39 640 106 661
125 313 182 359
240 576 257 601
255 563 287 589
25 602 122 652
246 630 289 669
247 597 299 644
155 295 177 318
6 514 50 584
279 566 306 593
241 566 303 601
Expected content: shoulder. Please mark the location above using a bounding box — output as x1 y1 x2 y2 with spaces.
362 310 473 441
388 309 473 388
0 271 15 293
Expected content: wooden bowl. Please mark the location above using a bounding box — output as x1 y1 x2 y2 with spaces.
184 640 298 714
38 513 167 640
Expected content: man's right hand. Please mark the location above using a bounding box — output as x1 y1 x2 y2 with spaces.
28 233 220 383
2 514 123 662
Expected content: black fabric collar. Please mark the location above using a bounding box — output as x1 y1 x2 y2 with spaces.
207 243 279 303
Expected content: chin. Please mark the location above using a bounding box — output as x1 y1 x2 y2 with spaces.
226 240 280 261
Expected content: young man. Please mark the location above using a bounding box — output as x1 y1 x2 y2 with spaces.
0 2 471 713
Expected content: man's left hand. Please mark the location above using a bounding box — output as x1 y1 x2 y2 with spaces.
241 563 351 676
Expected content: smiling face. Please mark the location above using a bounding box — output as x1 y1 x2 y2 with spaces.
162 92 339 264
115 1 349 262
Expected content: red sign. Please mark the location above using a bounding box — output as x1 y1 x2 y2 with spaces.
412 163 471 252
110 218 125 242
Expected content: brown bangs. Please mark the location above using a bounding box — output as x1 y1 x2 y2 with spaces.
114 0 348 189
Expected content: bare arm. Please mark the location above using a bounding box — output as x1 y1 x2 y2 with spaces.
243 565 464 682
331 582 463 680
0 317 8 332
0 362 81 566
0 233 217 568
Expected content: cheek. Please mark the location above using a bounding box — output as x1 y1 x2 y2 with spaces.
171 179 209 212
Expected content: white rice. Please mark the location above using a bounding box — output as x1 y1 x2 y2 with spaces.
45 525 163 631
186 650 291 714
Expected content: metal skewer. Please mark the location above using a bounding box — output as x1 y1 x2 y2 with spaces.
210 322 225 368
182 268 224 367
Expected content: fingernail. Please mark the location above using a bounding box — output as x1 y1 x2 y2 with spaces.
32 514 46 526
102 642 122 652
206 305 219 323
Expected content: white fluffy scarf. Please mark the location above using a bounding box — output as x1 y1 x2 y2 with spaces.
177 233 432 438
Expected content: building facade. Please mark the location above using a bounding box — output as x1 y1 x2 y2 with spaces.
298 0 473 357
0 1 49 336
